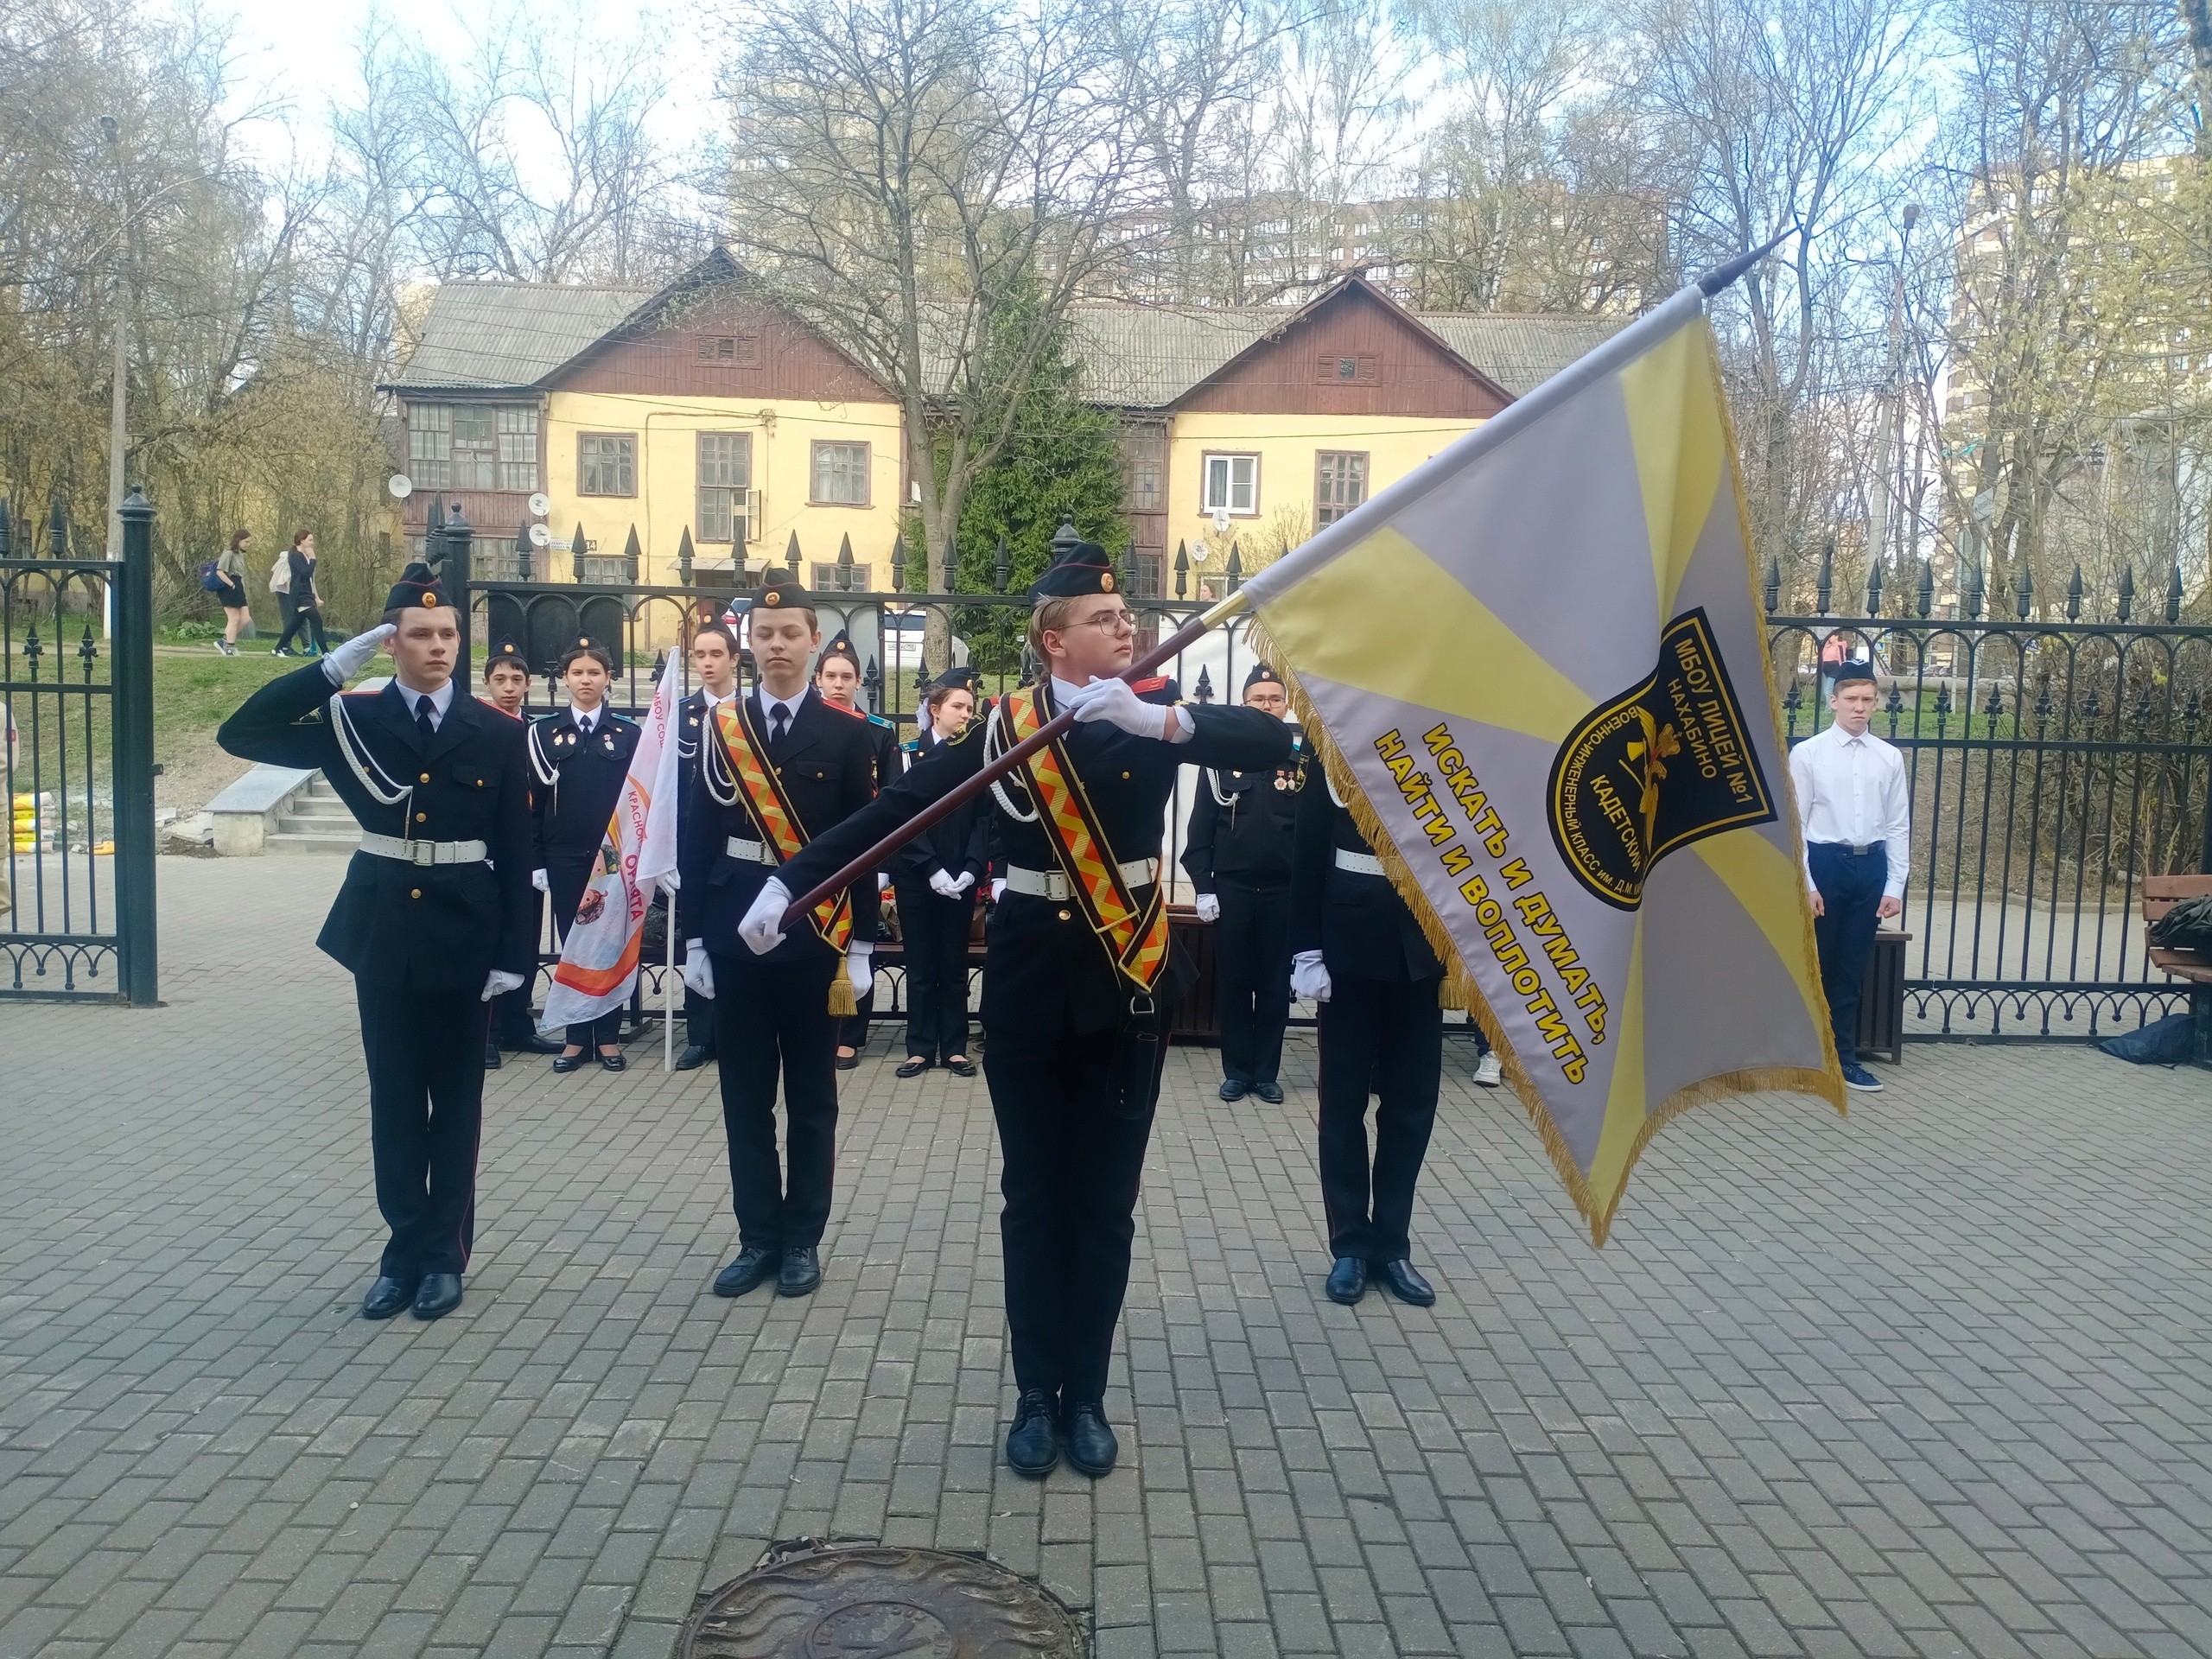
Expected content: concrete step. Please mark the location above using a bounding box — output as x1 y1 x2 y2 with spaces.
284 798 355 822
265 829 359 855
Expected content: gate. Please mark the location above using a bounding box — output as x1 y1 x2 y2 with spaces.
441 504 2212 1040
0 491 158 1002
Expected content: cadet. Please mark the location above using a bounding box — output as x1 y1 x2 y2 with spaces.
889 675 988 1078
670 621 744 1071
529 639 641 1072
679 570 881 1300
1182 661 1306 1103
816 631 902 1067
480 639 560 1069
742 542 1290 1479
1289 774 1444 1309
217 565 534 1322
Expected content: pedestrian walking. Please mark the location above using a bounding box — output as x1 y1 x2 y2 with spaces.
212 530 252 655
1789 661 1910 1093
530 639 641 1072
215 564 535 1323
670 620 743 1072
1292 774 1446 1310
891 677 987 1078
1182 661 1306 1104
816 631 901 1067
679 569 882 1301
746 540 1291 1480
272 531 328 658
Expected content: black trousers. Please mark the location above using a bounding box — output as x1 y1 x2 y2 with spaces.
276 598 326 653
710 949 840 1251
898 877 976 1061
1809 842 1888 1067
548 856 623 1050
354 978 486 1279
493 889 544 1046
836 988 873 1053
684 986 715 1052
1317 972 1442 1262
1215 880 1292 1088
983 1004 1162 1403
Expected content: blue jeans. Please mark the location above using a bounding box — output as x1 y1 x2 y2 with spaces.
1808 842 1888 1067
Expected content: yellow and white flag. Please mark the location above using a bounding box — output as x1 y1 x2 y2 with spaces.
1240 280 1843 1244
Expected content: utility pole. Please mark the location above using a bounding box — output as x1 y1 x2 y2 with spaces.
101 115 126 565
1866 201 1919 593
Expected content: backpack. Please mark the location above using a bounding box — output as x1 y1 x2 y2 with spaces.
198 560 225 593
2147 893 2212 955
267 554 291 594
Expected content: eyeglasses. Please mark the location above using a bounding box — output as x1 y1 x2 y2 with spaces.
1066 608 1135 634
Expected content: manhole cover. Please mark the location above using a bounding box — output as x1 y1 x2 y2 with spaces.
683 1544 1084 1657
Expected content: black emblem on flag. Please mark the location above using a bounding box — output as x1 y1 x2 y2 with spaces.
1548 608 1776 909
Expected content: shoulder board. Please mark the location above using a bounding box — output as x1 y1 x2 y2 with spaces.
1129 676 1167 695
823 700 863 720
946 717 982 747
868 713 893 729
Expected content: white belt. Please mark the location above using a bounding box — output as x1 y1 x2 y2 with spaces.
359 832 488 866
1335 849 1386 877
1004 860 1155 902
726 836 781 865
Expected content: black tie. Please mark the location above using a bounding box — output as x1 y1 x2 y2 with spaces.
415 694 435 741
770 703 789 745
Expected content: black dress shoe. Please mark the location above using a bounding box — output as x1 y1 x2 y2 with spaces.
835 1050 861 1071
551 1052 586 1074
1325 1255 1368 1305
945 1056 978 1077
1061 1400 1119 1478
597 1049 626 1071
778 1245 822 1296
1254 1080 1284 1104
1218 1077 1249 1102
483 1042 503 1070
673 1043 712 1071
895 1056 931 1078
411 1273 462 1320
712 1246 776 1297
1373 1257 1436 1306
506 1034 563 1055
1005 1388 1060 1478
360 1275 417 1320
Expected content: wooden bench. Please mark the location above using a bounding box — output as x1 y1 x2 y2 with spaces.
2142 875 2212 1065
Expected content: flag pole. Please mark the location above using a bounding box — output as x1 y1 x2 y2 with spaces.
664 886 676 1072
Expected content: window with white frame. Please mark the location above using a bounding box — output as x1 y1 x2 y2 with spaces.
1201 453 1259 517
697 432 753 543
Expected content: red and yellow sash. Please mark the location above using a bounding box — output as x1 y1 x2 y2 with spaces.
998 685 1170 992
710 698 852 957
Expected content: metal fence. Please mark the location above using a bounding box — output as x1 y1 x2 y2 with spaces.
441 505 2212 1040
0 492 159 1001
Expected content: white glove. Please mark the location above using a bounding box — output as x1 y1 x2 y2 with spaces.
954 870 976 893
930 868 963 899
990 877 1007 903
877 872 892 893
531 868 550 893
480 969 525 1001
321 622 395 684
1290 949 1332 1003
1065 676 1170 741
739 878 791 956
682 940 715 999
846 942 874 995
1195 893 1221 923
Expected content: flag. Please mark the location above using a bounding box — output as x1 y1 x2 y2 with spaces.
1240 282 1843 1244
540 668 684 1033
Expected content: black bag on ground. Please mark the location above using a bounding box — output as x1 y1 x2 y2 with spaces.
2147 893 2212 953
2095 1014 2195 1065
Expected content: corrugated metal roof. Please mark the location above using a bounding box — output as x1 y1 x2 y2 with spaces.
1421 314 1628 398
1063 305 1282 408
387 282 655 392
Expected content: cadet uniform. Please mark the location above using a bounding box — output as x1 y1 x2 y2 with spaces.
819 632 902 1065
767 543 1291 1478
670 682 727 1069
217 564 534 1320
481 638 557 1063
679 570 882 1297
530 640 642 1068
1182 662 1306 1103
890 705 992 1072
1291 776 1443 1308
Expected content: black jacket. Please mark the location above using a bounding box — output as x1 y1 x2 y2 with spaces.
1182 723 1309 892
824 699 903 791
678 684 881 961
774 677 1293 1034
891 722 993 887
529 705 641 864
217 664 536 988
1290 782 1442 983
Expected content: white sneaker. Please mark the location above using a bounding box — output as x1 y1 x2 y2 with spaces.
1471 1053 1502 1087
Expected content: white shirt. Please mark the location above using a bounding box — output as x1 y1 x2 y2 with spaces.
756 684 805 735
1789 722 1911 899
570 703 603 737
392 674 455 732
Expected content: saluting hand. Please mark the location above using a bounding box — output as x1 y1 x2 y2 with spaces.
321 623 396 685
1065 676 1172 741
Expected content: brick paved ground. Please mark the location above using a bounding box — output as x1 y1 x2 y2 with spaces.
3 857 2210 1659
